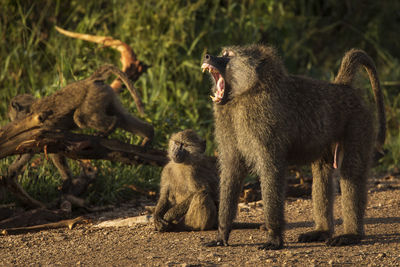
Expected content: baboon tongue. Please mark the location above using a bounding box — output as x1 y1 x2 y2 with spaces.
211 76 224 103
217 76 224 92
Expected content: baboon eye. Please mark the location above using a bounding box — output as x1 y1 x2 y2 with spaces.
222 50 234 57
222 51 229 57
174 141 187 150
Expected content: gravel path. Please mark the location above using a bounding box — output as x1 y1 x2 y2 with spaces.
1 175 399 266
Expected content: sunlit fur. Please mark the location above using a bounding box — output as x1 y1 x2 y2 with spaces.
9 65 153 145
206 44 385 249
154 129 219 231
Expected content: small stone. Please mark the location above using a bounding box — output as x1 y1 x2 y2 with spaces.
53 235 66 242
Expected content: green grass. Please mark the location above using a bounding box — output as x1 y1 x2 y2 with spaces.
1 0 399 205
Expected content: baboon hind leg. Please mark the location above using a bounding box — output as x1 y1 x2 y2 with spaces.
327 120 373 246
184 192 217 231
163 194 194 225
298 152 334 243
50 154 73 193
74 94 117 134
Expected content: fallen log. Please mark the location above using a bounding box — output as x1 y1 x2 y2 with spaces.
0 122 167 209
0 127 168 167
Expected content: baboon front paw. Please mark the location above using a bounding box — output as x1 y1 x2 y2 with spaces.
298 230 331 243
326 234 362 246
154 217 171 232
203 239 228 247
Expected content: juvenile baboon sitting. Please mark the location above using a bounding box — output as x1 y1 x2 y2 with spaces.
201 45 385 249
9 64 154 145
153 129 219 231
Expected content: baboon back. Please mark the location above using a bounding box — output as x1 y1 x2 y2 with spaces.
202 44 385 249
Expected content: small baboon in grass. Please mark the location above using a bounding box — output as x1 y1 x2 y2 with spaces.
8 94 36 122
153 130 219 231
8 94 96 201
201 44 385 249
6 65 154 201
8 94 73 184
10 64 154 146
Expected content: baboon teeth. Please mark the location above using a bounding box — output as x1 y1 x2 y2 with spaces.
210 94 222 103
202 62 224 103
201 63 218 73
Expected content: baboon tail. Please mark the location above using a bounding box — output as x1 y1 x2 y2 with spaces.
91 64 145 115
334 49 386 151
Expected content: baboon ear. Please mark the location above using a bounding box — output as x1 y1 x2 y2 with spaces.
11 101 22 111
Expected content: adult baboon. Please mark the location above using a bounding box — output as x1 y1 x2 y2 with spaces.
10 64 153 145
153 129 219 231
201 45 385 249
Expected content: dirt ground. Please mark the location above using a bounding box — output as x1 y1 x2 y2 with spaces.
1 174 400 266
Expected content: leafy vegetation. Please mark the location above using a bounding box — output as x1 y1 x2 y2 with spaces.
1 0 399 204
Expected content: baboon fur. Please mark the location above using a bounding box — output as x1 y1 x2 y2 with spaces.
9 64 153 145
201 44 385 249
7 65 153 196
8 94 95 197
154 129 219 231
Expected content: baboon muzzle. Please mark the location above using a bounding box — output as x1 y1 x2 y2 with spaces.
171 143 186 163
202 54 229 104
202 54 229 72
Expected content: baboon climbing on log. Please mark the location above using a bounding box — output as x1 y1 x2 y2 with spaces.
7 94 97 207
8 94 75 188
153 130 219 231
10 64 153 145
201 44 385 249
4 65 154 207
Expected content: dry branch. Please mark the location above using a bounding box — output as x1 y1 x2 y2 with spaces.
55 26 148 91
1 216 89 235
